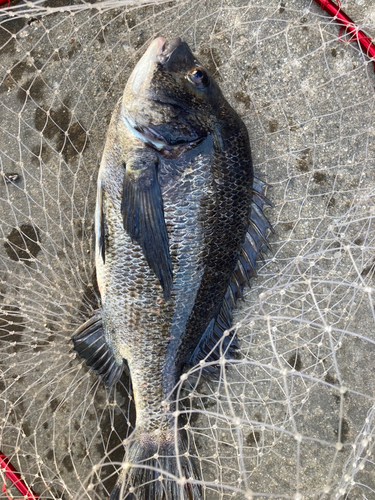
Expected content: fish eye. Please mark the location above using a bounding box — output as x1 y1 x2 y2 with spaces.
187 67 209 88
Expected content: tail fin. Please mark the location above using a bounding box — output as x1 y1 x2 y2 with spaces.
110 430 202 500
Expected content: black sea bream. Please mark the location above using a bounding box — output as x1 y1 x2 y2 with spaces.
72 37 272 500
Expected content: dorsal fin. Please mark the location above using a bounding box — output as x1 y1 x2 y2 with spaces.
190 177 273 372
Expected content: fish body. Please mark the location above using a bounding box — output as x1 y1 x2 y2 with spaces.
72 37 272 499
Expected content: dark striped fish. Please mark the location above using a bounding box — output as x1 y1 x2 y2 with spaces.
72 36 272 500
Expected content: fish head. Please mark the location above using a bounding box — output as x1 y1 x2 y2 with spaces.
123 37 227 151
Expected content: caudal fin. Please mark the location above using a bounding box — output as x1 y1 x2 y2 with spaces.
110 430 202 500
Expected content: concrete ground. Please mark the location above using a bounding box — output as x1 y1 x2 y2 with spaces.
0 0 375 499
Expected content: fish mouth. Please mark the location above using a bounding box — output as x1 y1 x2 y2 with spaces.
157 37 182 64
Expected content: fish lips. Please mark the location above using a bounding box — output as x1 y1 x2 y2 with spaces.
157 37 182 64
157 37 197 70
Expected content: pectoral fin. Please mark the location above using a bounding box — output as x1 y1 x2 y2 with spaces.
121 151 173 300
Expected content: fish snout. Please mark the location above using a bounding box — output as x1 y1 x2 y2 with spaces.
157 37 182 64
127 37 166 95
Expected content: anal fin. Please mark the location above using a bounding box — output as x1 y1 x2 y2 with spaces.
72 311 124 387
189 304 239 377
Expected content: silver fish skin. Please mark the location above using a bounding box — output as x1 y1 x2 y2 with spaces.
72 36 272 500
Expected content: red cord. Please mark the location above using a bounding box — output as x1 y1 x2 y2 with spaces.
313 0 375 68
0 452 39 500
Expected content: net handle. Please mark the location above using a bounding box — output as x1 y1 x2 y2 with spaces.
313 0 375 67
0 452 39 500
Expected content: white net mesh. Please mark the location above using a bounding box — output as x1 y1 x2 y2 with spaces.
1 0 375 498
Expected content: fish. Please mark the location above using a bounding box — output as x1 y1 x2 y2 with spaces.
72 36 273 500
